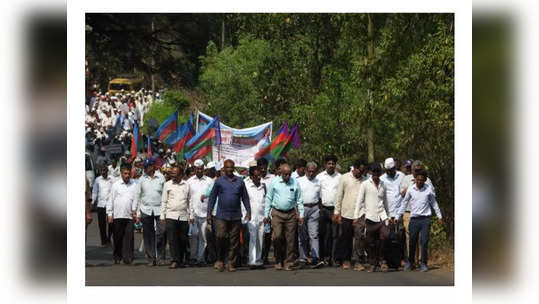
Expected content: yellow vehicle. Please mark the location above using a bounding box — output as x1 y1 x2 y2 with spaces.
108 76 143 95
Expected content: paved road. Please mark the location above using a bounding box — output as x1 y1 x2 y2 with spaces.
85 213 454 286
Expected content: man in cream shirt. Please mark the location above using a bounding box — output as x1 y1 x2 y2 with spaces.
160 166 191 269
334 159 368 270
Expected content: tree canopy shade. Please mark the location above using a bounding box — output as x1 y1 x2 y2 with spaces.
86 13 454 242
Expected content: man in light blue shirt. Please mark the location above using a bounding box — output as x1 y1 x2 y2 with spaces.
396 169 443 272
136 158 166 266
264 164 304 271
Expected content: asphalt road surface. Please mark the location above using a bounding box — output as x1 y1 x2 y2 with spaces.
85 213 454 286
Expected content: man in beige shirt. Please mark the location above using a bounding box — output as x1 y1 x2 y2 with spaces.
160 166 191 269
334 159 368 270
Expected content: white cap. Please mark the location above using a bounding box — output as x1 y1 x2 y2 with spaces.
206 161 216 169
169 159 176 165
194 159 204 167
248 160 258 168
384 157 395 169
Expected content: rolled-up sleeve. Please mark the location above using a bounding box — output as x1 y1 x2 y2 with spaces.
264 181 275 218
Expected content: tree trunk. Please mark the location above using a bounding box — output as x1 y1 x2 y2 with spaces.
220 17 225 51
366 13 375 163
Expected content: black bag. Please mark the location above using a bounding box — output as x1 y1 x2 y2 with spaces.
383 223 405 269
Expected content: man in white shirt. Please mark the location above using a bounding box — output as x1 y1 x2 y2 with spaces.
399 160 435 265
380 157 405 221
317 155 342 266
291 159 307 179
297 162 324 269
137 158 166 266
187 159 213 266
257 157 274 264
108 157 121 184
160 166 191 269
245 167 267 269
397 169 443 272
92 166 113 247
353 163 390 272
107 165 139 264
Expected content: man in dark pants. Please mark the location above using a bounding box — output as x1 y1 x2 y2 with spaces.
317 155 342 266
264 164 304 271
92 166 113 247
160 166 190 268
354 163 390 272
136 158 166 266
107 165 138 264
334 159 368 270
207 159 251 272
397 169 443 272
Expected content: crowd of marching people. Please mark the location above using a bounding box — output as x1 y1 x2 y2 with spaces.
84 88 443 274
86 151 443 273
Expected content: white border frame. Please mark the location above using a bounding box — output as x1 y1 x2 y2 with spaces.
67 1 471 304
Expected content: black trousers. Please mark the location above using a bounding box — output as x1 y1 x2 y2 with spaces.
239 223 250 266
141 212 166 261
112 218 134 263
165 219 189 264
338 218 354 262
319 206 340 262
261 228 272 262
204 221 217 264
97 207 112 245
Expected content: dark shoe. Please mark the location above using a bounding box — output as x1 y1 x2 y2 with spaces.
123 260 133 265
367 265 376 272
114 259 121 265
311 260 324 269
169 262 178 269
147 260 157 267
249 265 259 270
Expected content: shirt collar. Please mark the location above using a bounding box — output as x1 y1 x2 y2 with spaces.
413 183 427 191
172 179 186 185
120 179 132 185
278 176 293 185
